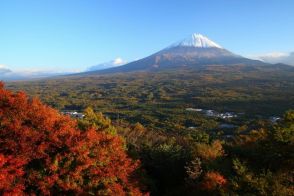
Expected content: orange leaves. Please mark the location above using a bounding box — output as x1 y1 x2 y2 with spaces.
186 140 227 192
0 83 145 195
0 154 26 195
201 171 227 191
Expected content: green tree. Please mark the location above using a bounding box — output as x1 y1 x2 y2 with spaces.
78 107 116 134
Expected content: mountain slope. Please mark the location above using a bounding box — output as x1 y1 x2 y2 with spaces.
86 33 267 74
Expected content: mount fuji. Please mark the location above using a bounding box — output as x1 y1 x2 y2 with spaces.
84 33 271 74
168 33 223 48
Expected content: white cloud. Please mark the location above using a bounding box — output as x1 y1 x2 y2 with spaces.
261 52 288 58
0 64 12 75
87 57 128 71
0 64 75 81
248 52 294 66
113 57 126 65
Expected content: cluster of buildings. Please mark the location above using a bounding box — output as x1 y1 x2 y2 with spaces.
185 108 237 119
269 116 280 123
185 108 203 112
62 111 85 119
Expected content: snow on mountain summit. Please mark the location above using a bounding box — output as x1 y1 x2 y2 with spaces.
170 33 223 48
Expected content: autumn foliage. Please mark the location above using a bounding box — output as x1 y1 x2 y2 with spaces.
194 140 224 161
0 82 144 195
201 171 227 191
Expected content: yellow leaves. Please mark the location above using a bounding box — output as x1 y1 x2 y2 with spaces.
194 140 224 161
78 107 117 135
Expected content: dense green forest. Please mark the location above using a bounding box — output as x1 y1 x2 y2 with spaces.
8 65 294 132
5 65 294 195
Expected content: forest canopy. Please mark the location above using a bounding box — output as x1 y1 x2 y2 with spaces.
0 82 146 195
2 74 294 195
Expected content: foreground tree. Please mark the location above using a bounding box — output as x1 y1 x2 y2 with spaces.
0 82 145 195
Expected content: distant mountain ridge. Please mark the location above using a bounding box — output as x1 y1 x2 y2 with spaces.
85 33 268 75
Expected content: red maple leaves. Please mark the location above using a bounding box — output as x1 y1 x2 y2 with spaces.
201 171 227 191
0 82 145 195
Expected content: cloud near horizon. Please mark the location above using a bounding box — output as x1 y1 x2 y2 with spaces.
0 64 78 81
250 52 294 66
87 57 128 71
113 57 126 65
0 64 12 74
1 57 129 81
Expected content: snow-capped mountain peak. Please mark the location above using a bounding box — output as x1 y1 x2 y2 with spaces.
170 33 223 48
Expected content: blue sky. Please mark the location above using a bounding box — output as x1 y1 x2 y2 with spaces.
1 0 294 72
